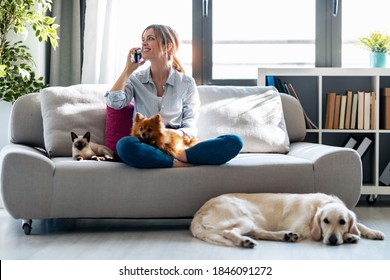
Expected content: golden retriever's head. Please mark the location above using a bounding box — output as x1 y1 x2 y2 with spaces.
311 203 360 245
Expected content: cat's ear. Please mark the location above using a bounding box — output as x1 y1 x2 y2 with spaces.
83 132 91 142
71 132 78 142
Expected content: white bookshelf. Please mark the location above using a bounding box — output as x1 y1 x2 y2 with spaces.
258 68 390 201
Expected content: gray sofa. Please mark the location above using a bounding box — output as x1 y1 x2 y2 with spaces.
0 85 362 235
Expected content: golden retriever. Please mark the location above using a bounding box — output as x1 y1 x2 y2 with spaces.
190 193 385 248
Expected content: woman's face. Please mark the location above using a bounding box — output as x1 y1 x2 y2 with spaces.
141 28 160 61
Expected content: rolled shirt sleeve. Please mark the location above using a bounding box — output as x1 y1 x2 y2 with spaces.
180 78 200 137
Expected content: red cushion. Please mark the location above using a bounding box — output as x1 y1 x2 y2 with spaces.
105 104 134 152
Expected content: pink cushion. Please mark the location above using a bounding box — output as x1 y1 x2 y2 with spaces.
105 104 134 152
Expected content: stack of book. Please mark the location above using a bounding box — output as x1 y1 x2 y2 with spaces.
325 91 376 130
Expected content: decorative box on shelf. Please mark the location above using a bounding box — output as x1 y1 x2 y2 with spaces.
380 88 390 129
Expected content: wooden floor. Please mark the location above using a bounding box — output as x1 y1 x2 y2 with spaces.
1 200 390 260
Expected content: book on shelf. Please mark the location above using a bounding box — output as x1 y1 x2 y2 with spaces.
325 92 336 129
274 78 285 93
371 91 376 130
339 94 347 129
364 91 371 130
355 137 372 158
345 91 353 129
344 135 357 149
333 95 341 129
350 92 358 129
266 76 275 87
357 91 364 130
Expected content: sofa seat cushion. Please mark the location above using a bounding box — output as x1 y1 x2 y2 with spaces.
48 155 314 218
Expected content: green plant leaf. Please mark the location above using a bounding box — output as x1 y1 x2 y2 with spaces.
356 31 390 53
0 0 58 103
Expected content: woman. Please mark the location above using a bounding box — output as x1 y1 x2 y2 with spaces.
105 24 242 168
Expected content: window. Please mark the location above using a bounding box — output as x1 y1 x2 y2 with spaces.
193 0 316 84
212 0 315 80
342 0 390 67
85 0 388 86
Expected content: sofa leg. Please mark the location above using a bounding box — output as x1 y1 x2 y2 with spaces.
22 219 32 235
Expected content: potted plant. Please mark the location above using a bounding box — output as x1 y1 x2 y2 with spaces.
0 0 59 103
356 31 390 68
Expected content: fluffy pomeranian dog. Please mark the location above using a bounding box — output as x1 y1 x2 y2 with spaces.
71 131 114 161
131 112 197 158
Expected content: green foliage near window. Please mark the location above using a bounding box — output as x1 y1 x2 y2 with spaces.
356 31 390 54
0 0 59 103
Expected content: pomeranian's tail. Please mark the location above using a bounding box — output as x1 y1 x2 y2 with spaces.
184 137 198 148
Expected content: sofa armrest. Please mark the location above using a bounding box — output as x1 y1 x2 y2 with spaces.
0 144 55 219
288 142 362 209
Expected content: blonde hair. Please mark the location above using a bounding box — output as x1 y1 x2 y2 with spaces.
143 24 185 73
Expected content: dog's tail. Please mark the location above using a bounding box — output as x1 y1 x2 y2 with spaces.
190 217 235 247
184 136 198 148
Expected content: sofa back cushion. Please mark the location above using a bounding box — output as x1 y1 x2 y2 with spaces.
40 84 109 157
197 86 291 153
279 93 306 142
9 85 306 155
9 92 45 149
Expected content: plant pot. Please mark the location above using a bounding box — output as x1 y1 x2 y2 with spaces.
370 52 387 68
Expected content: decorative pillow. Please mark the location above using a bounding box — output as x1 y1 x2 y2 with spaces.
197 86 290 153
105 103 134 152
41 84 109 157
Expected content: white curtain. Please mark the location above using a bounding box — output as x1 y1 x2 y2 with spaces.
81 0 192 84
82 0 118 84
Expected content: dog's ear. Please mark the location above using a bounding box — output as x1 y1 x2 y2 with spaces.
135 112 144 122
152 114 161 123
348 210 360 236
83 132 91 142
310 208 323 241
71 132 78 142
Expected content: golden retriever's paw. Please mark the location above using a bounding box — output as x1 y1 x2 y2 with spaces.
284 232 299 242
343 233 360 244
241 238 257 249
363 230 385 240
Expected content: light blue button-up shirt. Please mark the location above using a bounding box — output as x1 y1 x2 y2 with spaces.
105 67 200 137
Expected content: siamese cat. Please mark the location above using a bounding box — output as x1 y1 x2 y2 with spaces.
71 131 114 161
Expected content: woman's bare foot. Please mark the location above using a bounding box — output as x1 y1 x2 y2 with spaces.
173 159 193 168
175 150 188 163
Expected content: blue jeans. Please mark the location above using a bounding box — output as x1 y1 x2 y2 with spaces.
116 134 243 169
